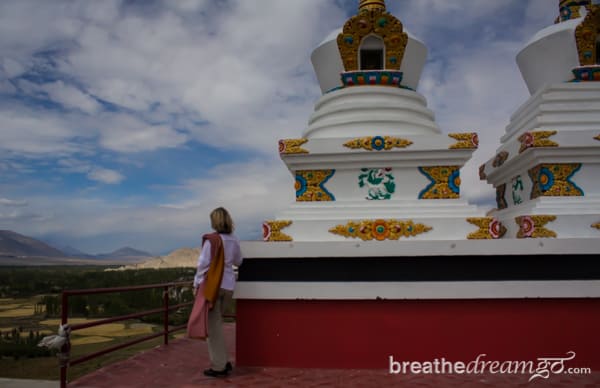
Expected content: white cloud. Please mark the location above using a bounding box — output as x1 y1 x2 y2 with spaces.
1 57 26 78
39 80 102 114
87 167 124 184
55 158 126 185
0 197 28 207
98 114 188 152
0 159 293 252
0 106 81 154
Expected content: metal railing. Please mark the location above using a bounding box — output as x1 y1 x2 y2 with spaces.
59 281 193 388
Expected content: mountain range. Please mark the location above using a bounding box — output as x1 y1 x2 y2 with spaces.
0 230 153 265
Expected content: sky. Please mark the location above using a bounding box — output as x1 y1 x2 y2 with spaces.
0 0 558 255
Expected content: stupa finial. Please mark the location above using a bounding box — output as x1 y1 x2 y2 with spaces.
359 0 386 12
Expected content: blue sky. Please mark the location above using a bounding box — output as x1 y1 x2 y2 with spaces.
0 0 557 254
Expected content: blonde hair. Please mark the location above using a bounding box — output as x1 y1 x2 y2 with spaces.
210 207 234 234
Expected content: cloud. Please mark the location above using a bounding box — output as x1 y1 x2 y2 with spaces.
0 197 28 207
98 113 189 153
0 159 293 253
38 80 102 114
55 158 125 184
1 57 26 78
87 167 124 185
0 105 82 154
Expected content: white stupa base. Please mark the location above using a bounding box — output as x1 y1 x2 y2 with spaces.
272 199 485 241
492 196 600 238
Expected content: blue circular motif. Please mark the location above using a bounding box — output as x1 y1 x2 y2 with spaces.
295 175 307 197
371 136 385 151
448 170 460 194
538 167 554 192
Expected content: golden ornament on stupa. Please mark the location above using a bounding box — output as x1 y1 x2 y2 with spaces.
359 0 386 11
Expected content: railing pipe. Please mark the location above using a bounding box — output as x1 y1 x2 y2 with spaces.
163 285 169 345
60 292 69 388
58 280 197 387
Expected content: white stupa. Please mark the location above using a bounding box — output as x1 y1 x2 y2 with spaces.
481 0 600 239
263 0 489 243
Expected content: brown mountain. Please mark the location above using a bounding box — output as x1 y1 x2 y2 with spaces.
0 230 65 258
96 247 153 260
110 247 200 271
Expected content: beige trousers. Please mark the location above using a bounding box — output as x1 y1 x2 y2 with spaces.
207 289 232 370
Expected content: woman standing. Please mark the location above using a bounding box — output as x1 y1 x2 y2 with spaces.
191 207 243 377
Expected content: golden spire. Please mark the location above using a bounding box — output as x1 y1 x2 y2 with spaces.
359 0 386 12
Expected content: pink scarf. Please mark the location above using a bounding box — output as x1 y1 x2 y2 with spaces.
186 233 225 340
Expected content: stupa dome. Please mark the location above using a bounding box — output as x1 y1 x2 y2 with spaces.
517 1 600 95
310 2 427 94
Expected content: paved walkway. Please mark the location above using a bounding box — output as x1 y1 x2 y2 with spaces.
66 323 598 387
0 378 57 388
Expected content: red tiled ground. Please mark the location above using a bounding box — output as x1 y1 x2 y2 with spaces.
69 323 599 388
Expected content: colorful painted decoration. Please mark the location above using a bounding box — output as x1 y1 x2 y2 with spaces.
559 0 590 22
496 183 508 210
479 164 487 180
329 219 432 241
418 166 460 199
279 139 309 155
492 151 509 168
336 3 407 71
496 184 508 210
518 131 559 153
511 175 524 206
516 215 557 238
448 133 479 149
341 70 404 88
572 66 600 81
295 170 336 202
344 135 412 151
466 217 507 239
358 168 395 200
575 4 600 66
262 220 293 242
528 163 584 199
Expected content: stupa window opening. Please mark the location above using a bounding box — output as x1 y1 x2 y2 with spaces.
359 35 385 70
596 34 600 64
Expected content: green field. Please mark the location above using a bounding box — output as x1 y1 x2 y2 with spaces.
0 266 197 382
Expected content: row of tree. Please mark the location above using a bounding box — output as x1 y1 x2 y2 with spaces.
1 266 200 360
0 266 196 298
0 328 52 359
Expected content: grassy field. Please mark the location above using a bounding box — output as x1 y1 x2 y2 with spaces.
0 296 184 382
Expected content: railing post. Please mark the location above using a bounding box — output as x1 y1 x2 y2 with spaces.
52 281 192 385
60 291 69 388
163 285 169 345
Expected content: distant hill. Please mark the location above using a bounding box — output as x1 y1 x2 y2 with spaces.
0 230 65 258
96 247 153 260
0 230 154 265
110 247 200 270
61 245 95 258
